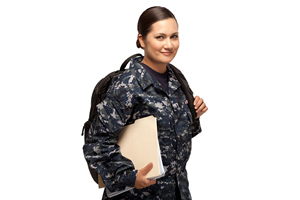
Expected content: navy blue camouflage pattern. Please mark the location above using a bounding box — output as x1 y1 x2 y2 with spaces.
83 55 201 199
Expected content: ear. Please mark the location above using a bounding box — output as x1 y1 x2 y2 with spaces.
138 34 145 49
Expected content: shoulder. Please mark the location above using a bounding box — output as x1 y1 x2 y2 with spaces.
105 56 147 101
108 56 146 94
110 68 139 91
105 67 141 104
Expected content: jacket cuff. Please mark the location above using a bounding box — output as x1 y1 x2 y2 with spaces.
119 169 138 188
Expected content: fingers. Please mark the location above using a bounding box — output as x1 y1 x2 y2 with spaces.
194 96 205 112
188 96 208 118
197 101 206 113
134 163 157 189
140 162 153 175
135 177 156 189
146 178 156 187
193 96 200 105
194 96 202 109
193 96 208 118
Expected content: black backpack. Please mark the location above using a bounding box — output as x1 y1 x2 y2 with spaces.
82 53 197 184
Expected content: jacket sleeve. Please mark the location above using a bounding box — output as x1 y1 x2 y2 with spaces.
83 78 137 192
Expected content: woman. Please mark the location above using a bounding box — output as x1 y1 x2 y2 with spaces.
83 6 208 200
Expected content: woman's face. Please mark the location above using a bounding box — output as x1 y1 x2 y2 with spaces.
139 18 179 69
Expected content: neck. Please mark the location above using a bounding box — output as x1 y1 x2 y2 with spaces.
142 56 167 74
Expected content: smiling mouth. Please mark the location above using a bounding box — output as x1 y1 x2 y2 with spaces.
161 52 173 56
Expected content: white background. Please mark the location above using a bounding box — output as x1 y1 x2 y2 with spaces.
1 0 299 199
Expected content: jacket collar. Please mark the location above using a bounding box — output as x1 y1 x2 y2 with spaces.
129 55 181 94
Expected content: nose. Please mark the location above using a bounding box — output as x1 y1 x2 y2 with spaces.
164 38 173 50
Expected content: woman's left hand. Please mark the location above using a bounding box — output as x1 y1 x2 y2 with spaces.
193 96 208 119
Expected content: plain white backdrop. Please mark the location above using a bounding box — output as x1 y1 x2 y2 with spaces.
1 0 299 199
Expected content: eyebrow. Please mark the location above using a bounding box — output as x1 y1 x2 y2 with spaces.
156 32 179 36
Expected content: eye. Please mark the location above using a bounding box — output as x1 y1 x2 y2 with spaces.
171 35 179 39
156 36 164 40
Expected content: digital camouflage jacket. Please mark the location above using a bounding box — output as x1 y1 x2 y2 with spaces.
83 56 201 200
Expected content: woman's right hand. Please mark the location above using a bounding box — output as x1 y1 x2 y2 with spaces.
134 162 157 189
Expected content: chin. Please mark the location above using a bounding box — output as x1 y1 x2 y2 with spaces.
160 55 176 64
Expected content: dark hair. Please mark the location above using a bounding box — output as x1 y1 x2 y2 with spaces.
136 6 178 48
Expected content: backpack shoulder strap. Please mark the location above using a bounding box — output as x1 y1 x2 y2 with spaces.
120 53 143 70
168 64 198 125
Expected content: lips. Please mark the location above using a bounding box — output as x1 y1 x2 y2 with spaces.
161 52 173 56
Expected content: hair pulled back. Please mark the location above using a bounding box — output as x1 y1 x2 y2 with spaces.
136 6 177 48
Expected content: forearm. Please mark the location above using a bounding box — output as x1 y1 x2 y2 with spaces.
83 117 137 191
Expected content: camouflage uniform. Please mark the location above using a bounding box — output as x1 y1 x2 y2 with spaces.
83 56 201 200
